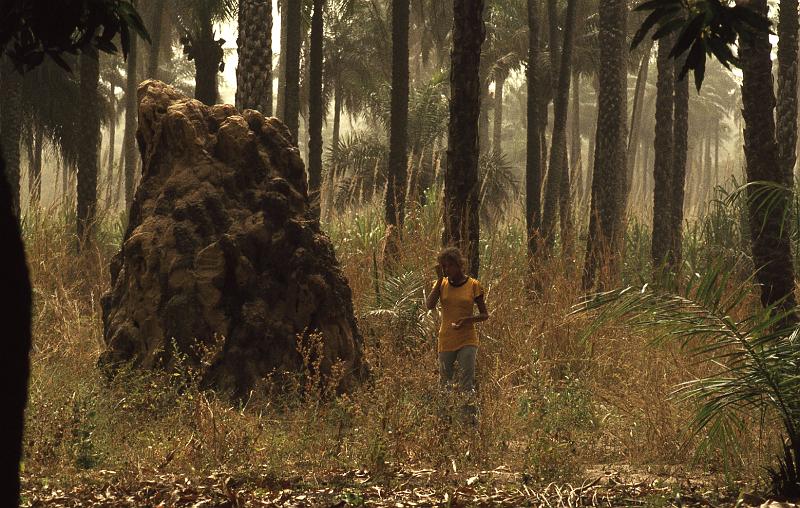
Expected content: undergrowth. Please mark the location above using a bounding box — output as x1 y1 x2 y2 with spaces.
21 186 781 493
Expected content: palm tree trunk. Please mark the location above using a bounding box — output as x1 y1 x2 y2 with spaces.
569 69 582 205
77 47 101 242
651 38 675 273
526 0 542 259
670 58 689 269
236 0 273 115
147 0 167 80
493 71 506 153
283 0 302 142
541 0 577 248
625 40 653 211
124 8 138 210
193 14 221 106
740 0 798 319
308 0 324 201
276 0 288 118
445 0 485 276
0 58 23 218
581 0 627 290
778 0 798 188
29 126 43 209
386 0 409 233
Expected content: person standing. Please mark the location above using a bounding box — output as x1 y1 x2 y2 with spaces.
426 246 489 400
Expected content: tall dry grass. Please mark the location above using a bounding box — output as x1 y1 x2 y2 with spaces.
20 188 778 491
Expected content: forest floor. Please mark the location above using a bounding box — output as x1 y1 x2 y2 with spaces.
21 462 762 507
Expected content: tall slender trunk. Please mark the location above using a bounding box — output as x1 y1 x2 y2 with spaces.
283 0 302 142
493 71 506 153
540 0 577 248
386 0 409 233
526 0 542 259
670 57 689 269
236 0 274 115
193 15 221 106
626 40 653 211
29 126 43 209
582 0 627 290
714 121 720 176
308 0 324 200
124 5 139 210
77 47 101 242
147 0 167 79
0 58 23 218
741 0 798 319
445 0 485 276
106 100 116 187
651 38 675 272
276 0 288 118
778 0 798 188
569 69 582 205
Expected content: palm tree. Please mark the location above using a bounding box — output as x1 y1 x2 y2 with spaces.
178 0 234 105
777 0 798 188
236 0 273 114
445 0 485 276
740 0 798 320
77 47 101 242
651 38 675 273
525 0 542 259
308 0 324 196
581 0 627 290
670 55 689 271
283 0 302 141
123 16 138 209
147 0 168 80
386 0 409 244
540 0 578 249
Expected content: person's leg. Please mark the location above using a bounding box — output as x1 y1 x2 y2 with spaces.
455 346 478 425
455 346 477 393
438 350 457 389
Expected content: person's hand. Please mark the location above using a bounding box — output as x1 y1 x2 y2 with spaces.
451 318 467 329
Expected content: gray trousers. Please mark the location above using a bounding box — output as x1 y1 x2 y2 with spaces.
438 345 477 392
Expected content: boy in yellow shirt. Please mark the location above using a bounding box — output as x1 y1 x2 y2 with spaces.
425 247 489 395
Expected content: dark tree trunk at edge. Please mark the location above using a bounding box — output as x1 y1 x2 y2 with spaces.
778 0 798 188
740 0 797 320
670 62 688 271
193 15 222 106
0 58 22 217
445 0 485 277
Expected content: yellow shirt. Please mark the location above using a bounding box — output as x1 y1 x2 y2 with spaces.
435 277 484 352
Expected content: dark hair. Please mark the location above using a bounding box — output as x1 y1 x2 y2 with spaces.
437 246 466 270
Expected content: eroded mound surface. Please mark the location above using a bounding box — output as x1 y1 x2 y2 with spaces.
101 80 366 394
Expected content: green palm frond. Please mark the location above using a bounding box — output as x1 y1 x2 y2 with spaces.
573 260 800 496
364 269 437 344
479 150 520 226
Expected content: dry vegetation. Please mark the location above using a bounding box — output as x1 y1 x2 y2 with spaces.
20 191 783 505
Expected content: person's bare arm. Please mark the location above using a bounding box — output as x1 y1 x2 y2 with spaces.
426 265 444 310
426 277 443 310
452 295 489 328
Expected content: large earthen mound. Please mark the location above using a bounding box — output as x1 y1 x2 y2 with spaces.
101 80 366 395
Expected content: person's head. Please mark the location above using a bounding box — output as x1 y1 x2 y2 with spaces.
437 246 466 279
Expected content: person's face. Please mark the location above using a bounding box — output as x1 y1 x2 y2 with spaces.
441 259 462 279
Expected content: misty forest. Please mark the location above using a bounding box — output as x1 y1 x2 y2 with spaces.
4 0 800 506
